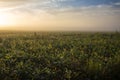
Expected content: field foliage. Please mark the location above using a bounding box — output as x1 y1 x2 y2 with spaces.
0 32 120 80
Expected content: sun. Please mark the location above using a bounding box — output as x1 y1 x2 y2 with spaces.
0 12 15 27
0 13 9 26
0 12 18 28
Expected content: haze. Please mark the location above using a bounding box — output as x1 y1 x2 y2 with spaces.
0 0 120 31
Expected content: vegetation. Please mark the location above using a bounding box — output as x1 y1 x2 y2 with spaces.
0 31 120 80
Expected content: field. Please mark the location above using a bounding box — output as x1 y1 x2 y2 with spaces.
0 31 120 80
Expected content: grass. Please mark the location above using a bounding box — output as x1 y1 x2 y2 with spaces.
0 31 120 80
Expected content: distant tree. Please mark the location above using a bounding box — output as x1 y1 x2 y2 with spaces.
34 32 37 36
0 38 2 43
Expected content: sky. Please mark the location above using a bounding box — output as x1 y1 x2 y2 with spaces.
0 0 120 31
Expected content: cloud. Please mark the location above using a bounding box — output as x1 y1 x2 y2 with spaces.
0 0 120 31
0 0 120 17
0 0 25 2
115 2 120 5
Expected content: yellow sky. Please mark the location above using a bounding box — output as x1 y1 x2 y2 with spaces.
0 0 120 31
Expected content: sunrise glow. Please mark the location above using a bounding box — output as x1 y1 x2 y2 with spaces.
0 0 119 31
0 13 8 26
